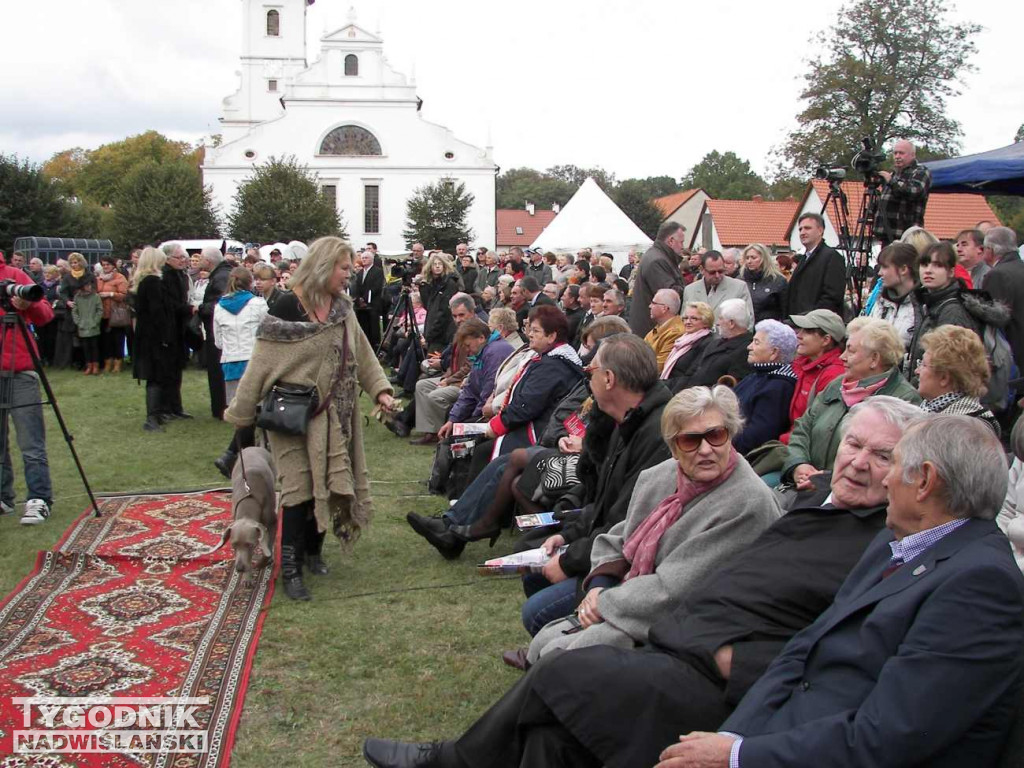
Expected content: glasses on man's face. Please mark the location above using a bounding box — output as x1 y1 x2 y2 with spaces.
675 426 729 452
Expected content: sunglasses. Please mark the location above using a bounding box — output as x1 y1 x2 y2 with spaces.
675 426 729 452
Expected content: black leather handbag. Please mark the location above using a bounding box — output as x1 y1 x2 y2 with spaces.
256 383 320 436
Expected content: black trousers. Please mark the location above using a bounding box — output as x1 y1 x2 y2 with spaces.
161 366 185 415
204 319 226 419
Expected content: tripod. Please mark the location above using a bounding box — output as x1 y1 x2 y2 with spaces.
377 287 424 362
0 305 101 518
820 177 883 316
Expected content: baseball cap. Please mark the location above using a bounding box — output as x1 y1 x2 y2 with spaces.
789 309 846 342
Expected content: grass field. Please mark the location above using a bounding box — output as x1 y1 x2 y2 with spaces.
0 368 528 766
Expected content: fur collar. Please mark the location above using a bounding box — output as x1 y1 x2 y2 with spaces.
257 294 352 342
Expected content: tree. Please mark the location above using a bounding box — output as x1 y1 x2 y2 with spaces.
546 164 617 191
1016 124 1024 144
612 180 665 239
403 178 475 253
41 147 89 197
780 0 980 174
111 160 220 249
496 167 575 210
0 155 66 253
73 131 199 206
681 151 768 200
227 156 344 244
631 175 684 200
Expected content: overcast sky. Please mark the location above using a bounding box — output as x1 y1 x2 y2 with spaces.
2 0 1021 181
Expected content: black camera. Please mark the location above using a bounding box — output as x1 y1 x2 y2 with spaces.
851 137 887 178
386 257 420 285
814 167 847 182
0 280 44 304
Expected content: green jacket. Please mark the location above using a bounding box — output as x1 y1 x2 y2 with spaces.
782 367 920 480
71 291 103 338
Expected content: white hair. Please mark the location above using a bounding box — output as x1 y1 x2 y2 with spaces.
161 242 184 258
201 246 223 267
718 298 750 330
654 288 681 314
754 319 798 363
984 227 1018 257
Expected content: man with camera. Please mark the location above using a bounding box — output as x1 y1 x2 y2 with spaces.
874 140 932 245
0 254 55 525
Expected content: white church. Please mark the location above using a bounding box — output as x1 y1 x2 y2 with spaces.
202 1 497 253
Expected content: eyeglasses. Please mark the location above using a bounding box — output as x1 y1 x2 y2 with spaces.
675 426 729 452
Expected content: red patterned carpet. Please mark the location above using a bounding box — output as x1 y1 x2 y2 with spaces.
0 491 276 767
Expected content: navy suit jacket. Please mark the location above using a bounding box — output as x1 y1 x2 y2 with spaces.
722 519 1024 767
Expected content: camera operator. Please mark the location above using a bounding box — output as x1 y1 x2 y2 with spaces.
0 254 55 525
875 140 932 245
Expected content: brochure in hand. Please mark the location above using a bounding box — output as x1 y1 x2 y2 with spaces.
514 512 559 530
478 545 568 575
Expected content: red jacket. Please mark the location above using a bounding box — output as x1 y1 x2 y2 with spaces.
0 259 54 373
780 346 845 445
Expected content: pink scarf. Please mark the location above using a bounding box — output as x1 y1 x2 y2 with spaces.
840 372 889 407
621 448 739 580
660 329 711 379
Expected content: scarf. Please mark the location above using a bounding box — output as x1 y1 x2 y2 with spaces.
70 267 85 279
922 391 966 413
622 448 739 580
661 328 711 379
99 268 116 282
840 371 889 407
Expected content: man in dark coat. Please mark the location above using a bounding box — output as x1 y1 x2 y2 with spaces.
561 284 585 347
515 277 555 330
159 243 193 419
198 247 233 419
671 298 753 392
982 226 1024 372
630 221 688 338
353 249 386 350
361 398 929 768
785 213 847 317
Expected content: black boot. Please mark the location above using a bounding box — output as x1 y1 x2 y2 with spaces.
305 524 329 576
406 513 465 560
144 383 164 432
280 544 311 601
214 449 237 479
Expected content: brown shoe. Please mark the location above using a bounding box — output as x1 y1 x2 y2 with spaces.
408 433 438 446
501 648 531 671
112 359 122 373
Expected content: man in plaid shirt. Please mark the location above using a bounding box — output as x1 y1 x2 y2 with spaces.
874 139 932 244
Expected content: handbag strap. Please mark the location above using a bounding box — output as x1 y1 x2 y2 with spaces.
311 327 350 419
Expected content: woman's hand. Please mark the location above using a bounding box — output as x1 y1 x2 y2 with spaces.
558 435 583 454
376 392 397 413
576 587 604 628
793 463 823 490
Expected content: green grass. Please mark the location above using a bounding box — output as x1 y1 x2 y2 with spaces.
0 368 528 766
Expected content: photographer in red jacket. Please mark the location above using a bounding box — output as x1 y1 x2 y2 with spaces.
0 252 55 525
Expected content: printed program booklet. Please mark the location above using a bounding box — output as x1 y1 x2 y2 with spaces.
514 512 559 530
478 546 568 575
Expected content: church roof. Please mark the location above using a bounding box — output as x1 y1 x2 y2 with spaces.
496 208 558 246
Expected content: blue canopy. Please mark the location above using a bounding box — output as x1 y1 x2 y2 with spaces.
923 142 1024 195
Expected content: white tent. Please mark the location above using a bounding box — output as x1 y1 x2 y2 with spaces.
530 177 652 269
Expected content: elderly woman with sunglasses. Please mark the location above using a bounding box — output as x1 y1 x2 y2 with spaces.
525 385 781 664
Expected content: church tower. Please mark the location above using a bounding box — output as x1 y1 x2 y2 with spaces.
220 0 311 140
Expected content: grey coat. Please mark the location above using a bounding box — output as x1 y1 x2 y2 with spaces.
683 275 755 323
529 455 781 660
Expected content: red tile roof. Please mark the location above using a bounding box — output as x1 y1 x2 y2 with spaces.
496 208 558 247
700 198 801 248
653 189 702 218
798 180 1002 241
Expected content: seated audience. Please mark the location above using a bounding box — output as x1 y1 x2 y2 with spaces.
525 385 780 664
363 400 950 768
601 288 625 318
784 317 920 488
866 242 919 348
732 320 798 455
740 243 788 322
561 284 586 346
436 319 514 440
671 298 753 392
781 309 846 443
643 288 686 368
661 302 715 383
915 324 999 435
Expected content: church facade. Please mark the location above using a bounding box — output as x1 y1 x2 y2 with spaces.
202 1 497 253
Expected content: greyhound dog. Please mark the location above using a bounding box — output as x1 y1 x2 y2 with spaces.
210 446 278 585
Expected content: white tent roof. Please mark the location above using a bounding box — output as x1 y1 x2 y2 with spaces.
530 178 652 256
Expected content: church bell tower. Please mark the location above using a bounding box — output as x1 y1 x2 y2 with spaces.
220 0 311 138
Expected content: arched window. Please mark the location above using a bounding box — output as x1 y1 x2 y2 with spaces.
344 54 359 76
319 125 382 156
266 10 280 36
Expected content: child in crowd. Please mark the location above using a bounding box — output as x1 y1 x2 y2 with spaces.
71 277 103 374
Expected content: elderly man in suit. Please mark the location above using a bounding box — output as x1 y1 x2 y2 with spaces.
657 414 1024 768
683 251 754 323
785 212 847 317
362 398 955 768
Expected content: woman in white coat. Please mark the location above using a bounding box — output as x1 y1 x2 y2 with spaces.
212 267 269 477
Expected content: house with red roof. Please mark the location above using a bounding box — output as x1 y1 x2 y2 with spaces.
495 204 558 251
690 196 801 252
785 180 1002 253
653 189 709 241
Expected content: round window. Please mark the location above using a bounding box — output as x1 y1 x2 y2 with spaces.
244 150 257 160
444 151 455 160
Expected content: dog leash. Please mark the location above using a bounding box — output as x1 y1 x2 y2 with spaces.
234 431 251 495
